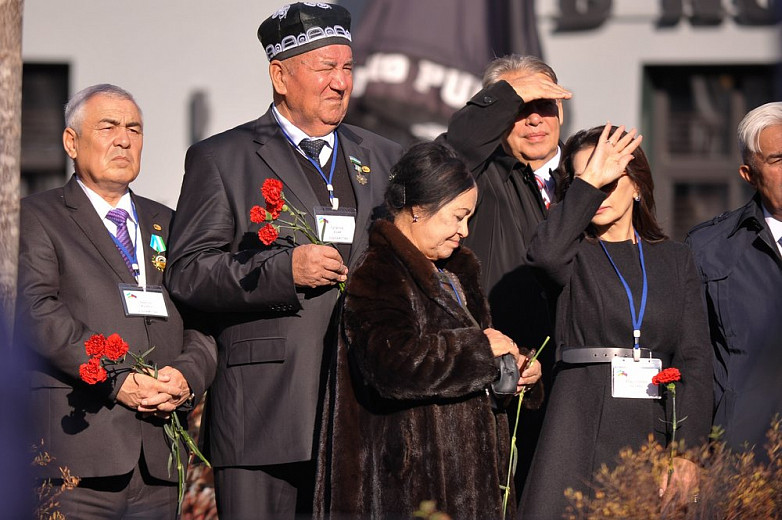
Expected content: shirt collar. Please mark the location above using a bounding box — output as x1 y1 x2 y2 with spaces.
762 202 782 245
533 147 562 181
271 104 335 151
75 175 135 222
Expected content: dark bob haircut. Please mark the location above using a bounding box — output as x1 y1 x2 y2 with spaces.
385 141 475 218
559 125 667 243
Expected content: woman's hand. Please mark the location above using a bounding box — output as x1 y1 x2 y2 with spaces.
518 353 542 390
658 457 700 509
578 123 643 190
483 328 520 359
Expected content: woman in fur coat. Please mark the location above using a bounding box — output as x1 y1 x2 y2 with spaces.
314 141 543 520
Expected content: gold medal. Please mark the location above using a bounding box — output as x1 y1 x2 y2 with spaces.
153 223 162 231
152 254 167 272
356 173 368 185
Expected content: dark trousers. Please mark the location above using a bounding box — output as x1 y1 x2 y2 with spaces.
52 455 177 520
214 460 315 520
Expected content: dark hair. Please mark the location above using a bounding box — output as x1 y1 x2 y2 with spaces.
385 141 475 218
559 126 667 243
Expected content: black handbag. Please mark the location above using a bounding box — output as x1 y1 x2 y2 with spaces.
491 353 519 396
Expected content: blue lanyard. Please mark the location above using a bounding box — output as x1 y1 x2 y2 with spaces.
273 111 339 208
109 202 141 278
438 268 463 307
599 231 648 361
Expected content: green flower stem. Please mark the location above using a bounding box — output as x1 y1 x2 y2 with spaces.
668 383 677 481
501 336 550 520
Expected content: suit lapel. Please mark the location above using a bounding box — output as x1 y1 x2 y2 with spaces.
63 177 137 284
253 111 321 227
131 194 165 286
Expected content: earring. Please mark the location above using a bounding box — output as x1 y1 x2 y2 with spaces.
634 194 641 202
412 214 419 223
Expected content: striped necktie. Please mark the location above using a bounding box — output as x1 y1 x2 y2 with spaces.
105 208 136 275
535 175 551 209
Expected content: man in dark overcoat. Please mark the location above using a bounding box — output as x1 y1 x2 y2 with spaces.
439 54 571 493
15 84 217 519
686 101 782 457
164 3 402 518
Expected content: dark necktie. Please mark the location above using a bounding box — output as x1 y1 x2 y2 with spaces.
105 208 136 275
299 139 327 163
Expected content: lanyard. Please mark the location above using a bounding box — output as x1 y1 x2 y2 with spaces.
109 202 141 279
438 268 463 307
274 112 340 210
599 231 648 361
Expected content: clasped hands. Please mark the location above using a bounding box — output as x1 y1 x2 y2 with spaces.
117 366 191 418
484 328 542 393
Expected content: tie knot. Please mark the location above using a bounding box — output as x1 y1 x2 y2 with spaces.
299 139 327 161
106 208 131 227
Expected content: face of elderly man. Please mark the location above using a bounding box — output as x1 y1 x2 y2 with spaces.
741 123 782 219
499 71 564 171
63 93 143 202
270 44 354 138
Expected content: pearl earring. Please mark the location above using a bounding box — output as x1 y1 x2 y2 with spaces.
412 215 419 223
634 194 641 202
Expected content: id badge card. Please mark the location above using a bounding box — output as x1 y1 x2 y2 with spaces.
611 357 662 399
314 206 357 244
118 284 169 318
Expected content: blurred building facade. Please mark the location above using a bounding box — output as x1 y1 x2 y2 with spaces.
21 0 781 237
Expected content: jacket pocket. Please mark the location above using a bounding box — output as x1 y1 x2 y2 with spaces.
226 337 286 366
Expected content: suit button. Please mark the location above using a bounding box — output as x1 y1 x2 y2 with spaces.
483 96 493 104
145 317 152 325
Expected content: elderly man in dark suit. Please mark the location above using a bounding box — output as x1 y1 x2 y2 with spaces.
164 3 402 519
15 84 217 519
686 101 782 458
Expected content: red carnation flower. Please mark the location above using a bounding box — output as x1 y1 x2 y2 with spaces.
266 199 285 220
79 357 107 384
84 334 106 357
258 223 279 246
103 333 129 361
652 367 681 385
250 205 267 224
261 178 284 206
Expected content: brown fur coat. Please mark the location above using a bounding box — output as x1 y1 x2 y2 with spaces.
315 219 540 519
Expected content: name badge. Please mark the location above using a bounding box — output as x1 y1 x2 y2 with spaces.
611 356 662 399
119 284 169 318
314 206 356 244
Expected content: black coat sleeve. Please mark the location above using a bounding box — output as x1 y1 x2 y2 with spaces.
441 80 524 173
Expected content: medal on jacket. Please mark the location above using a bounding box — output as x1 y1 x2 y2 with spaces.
150 233 167 272
349 155 369 185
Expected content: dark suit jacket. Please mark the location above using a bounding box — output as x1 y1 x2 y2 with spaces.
165 108 403 467
15 177 217 480
686 195 782 454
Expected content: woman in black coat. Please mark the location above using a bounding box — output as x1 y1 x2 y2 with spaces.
519 125 713 519
315 141 543 520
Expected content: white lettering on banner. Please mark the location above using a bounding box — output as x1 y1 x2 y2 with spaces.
354 53 482 109
353 53 409 96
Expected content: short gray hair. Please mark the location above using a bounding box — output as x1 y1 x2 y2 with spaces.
482 54 558 89
64 84 141 133
737 101 782 167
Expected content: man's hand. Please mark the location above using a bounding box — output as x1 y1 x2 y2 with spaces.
116 367 191 415
292 244 347 288
504 73 572 104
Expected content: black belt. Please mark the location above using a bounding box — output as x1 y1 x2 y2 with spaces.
561 347 661 364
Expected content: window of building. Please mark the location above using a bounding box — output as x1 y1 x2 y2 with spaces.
643 64 776 240
21 63 69 197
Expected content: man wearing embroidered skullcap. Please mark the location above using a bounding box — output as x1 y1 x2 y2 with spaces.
165 3 402 518
686 102 782 461
15 84 216 519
